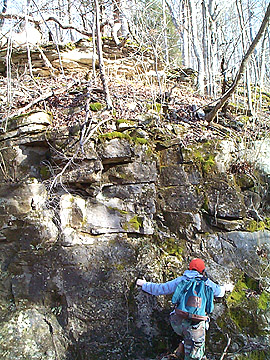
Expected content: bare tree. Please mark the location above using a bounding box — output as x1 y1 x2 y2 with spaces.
205 2 270 123
202 0 221 96
95 0 113 110
188 0 204 93
236 0 253 114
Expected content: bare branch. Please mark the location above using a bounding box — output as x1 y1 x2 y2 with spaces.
50 118 111 190
0 13 120 41
0 13 92 38
46 16 92 37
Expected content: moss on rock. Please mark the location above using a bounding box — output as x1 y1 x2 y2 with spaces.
226 275 270 335
183 141 218 176
258 290 270 311
247 219 269 232
99 131 131 141
128 215 143 231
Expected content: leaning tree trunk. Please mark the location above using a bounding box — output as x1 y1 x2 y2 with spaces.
258 31 267 108
94 0 113 110
205 2 270 123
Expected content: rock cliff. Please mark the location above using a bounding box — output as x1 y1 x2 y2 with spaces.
0 104 270 360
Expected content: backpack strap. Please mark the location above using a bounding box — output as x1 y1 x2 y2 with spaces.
175 308 208 321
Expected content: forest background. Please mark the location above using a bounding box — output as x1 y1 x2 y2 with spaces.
0 0 270 114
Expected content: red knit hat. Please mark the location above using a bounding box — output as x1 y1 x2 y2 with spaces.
189 258 205 273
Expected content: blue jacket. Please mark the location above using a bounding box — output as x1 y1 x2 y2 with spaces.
142 270 225 297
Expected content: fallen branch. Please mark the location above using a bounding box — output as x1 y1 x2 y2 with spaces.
36 45 57 74
8 80 78 118
46 16 92 37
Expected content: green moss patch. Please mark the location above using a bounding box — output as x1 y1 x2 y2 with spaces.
40 166 50 180
99 131 149 147
99 131 131 141
122 215 143 232
226 276 269 335
194 151 215 173
108 206 129 215
128 215 143 231
146 102 162 113
258 291 270 310
247 219 270 232
89 102 104 111
133 137 148 145
161 237 184 260
227 279 248 307
186 141 217 175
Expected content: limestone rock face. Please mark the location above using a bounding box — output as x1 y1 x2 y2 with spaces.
204 174 246 219
206 230 270 287
0 113 270 359
97 138 134 164
0 39 151 77
0 306 67 360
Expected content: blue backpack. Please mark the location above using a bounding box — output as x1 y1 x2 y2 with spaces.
172 278 214 320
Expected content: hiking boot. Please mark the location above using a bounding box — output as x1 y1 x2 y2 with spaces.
173 342 184 359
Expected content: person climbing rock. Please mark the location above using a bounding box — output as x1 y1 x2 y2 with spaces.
136 258 234 360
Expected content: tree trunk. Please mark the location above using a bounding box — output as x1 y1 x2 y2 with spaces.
236 0 253 114
258 31 267 108
207 0 219 97
119 0 129 37
165 0 184 64
181 0 190 67
92 15 97 85
95 0 113 110
205 2 270 123
202 1 209 93
188 0 204 94
162 0 169 65
67 0 74 41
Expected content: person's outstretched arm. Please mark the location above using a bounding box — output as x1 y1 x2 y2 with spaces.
136 277 184 296
206 278 234 297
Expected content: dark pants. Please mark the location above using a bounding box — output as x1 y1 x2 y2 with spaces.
170 312 206 360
